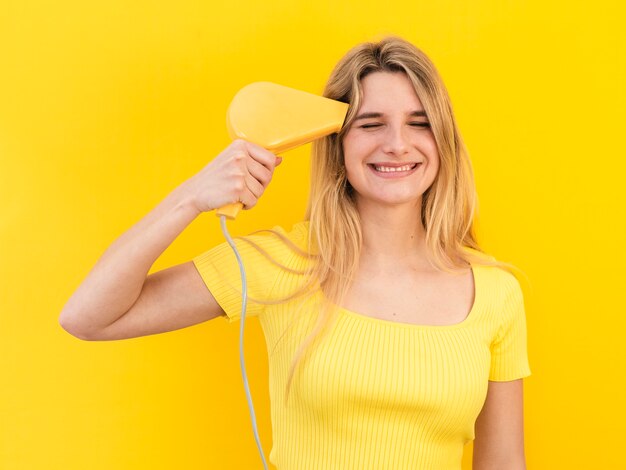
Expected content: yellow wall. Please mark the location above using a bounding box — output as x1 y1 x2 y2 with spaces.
1 0 624 468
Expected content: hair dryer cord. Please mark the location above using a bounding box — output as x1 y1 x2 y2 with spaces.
219 215 269 470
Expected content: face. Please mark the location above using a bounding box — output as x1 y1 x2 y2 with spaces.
342 71 440 210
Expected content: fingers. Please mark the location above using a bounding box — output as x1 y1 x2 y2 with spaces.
231 140 281 209
247 156 273 187
189 140 282 213
244 140 281 172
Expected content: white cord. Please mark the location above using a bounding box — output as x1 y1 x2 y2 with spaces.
219 215 270 470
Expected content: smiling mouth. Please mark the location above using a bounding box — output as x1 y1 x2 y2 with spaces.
369 163 421 173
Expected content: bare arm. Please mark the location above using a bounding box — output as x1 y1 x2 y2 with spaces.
59 140 281 340
473 379 527 470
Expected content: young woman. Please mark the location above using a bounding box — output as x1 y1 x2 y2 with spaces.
60 37 530 469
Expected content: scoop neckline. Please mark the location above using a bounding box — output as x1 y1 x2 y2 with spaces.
334 263 481 330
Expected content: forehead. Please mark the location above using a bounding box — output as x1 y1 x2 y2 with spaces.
358 71 424 112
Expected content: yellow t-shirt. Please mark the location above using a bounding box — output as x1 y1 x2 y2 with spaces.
193 222 531 470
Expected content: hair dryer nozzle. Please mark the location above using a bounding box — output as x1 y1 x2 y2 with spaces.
226 82 349 154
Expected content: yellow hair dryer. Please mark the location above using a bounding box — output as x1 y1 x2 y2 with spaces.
216 82 349 219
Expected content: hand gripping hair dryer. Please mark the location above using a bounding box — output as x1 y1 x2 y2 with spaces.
216 81 349 219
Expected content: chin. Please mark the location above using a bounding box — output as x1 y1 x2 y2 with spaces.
358 193 424 209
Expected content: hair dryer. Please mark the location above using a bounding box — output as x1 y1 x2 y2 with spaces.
217 82 348 219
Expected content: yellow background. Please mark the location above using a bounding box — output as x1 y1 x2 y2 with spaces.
1 0 624 468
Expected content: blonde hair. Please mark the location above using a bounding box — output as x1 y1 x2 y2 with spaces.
258 37 527 405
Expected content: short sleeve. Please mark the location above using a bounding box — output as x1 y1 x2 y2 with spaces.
489 276 532 381
192 226 300 323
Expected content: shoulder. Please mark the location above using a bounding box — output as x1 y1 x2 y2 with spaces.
194 221 310 269
480 265 521 294
463 247 524 305
475 264 526 343
235 221 313 273
272 221 310 248
242 221 310 254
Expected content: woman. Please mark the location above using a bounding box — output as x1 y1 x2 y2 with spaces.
60 37 531 469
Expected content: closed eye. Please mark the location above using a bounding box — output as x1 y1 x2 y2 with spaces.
358 122 430 130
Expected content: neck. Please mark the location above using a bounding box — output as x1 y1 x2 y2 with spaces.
356 199 435 270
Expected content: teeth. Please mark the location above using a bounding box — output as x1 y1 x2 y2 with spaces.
373 163 417 172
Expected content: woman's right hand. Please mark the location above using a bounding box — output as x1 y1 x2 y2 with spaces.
183 139 283 214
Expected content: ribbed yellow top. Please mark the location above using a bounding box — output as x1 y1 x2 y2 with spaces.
193 222 531 470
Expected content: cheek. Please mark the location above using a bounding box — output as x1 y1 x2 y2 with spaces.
342 135 365 171
343 127 380 153
426 154 441 188
423 136 440 171
342 132 361 157
428 150 440 171
423 132 438 155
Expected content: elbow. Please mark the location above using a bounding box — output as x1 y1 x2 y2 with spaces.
58 308 102 341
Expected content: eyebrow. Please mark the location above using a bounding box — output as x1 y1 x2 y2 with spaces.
354 110 428 121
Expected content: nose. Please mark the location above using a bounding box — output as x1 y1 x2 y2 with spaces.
381 124 410 157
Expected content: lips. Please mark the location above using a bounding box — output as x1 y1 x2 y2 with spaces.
368 162 422 173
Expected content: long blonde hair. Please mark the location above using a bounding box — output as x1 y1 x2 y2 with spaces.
266 36 526 405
